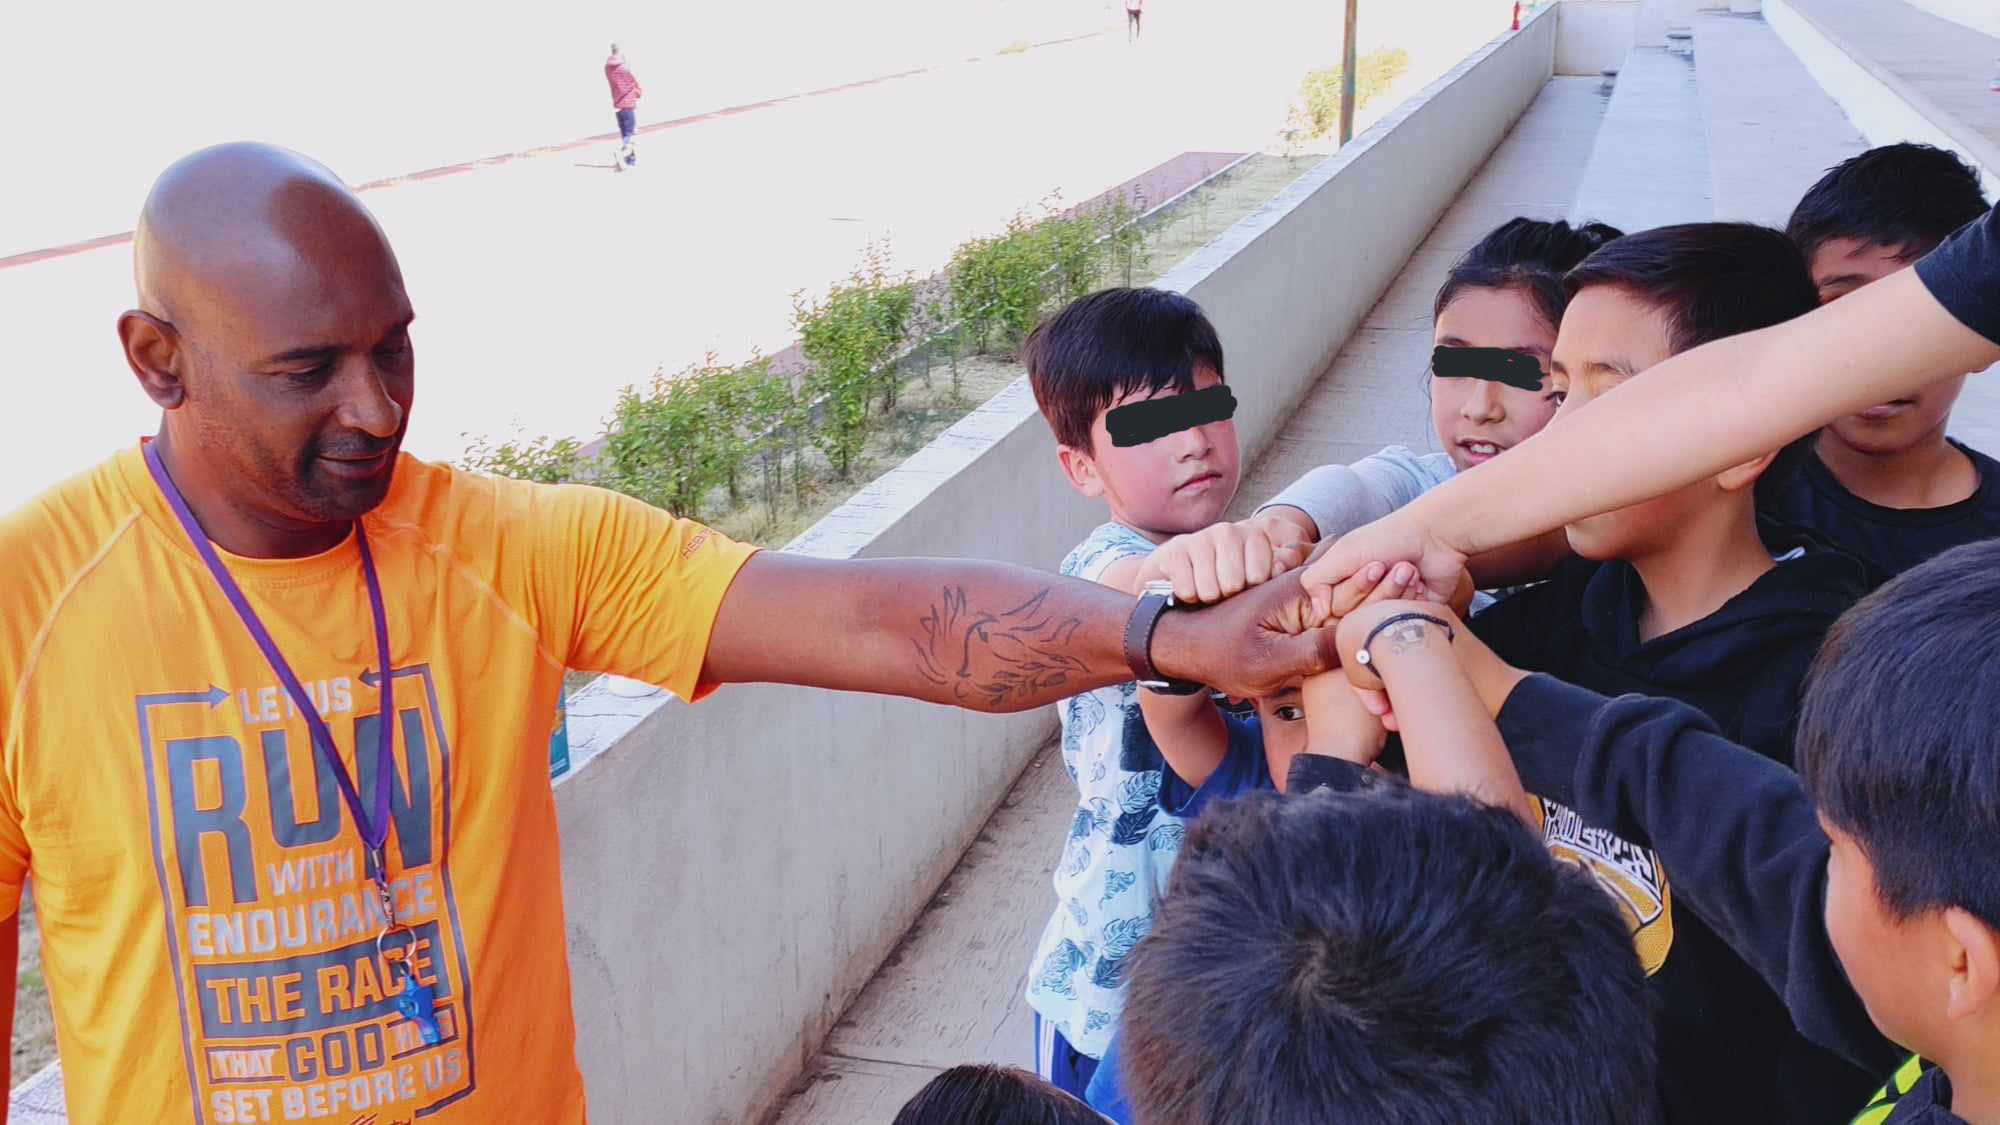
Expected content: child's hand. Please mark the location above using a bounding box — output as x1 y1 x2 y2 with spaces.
1139 515 1313 604
1334 599 1467 730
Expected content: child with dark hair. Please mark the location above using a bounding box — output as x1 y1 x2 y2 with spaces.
1337 538 2000 1122
1017 288 1248 1099
1465 221 1878 1122
1143 216 1620 614
892 1064 1108 1125
1118 782 1657 1125
1252 217 1619 580
1764 143 2000 580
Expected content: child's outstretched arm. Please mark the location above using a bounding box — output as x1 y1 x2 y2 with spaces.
1138 688 1231 791
1333 600 1535 823
1297 668 1387 777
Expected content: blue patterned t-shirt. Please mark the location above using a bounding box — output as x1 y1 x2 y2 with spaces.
1022 521 1185 1058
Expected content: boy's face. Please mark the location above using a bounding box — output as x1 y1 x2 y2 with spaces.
1822 818 1943 1053
1251 684 1308 791
1429 286 1566 472
1547 286 1707 560
1058 364 1240 538
1810 239 1968 458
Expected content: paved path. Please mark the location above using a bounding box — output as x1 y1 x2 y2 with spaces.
1785 0 2000 161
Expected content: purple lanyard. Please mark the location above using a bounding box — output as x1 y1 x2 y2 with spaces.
143 442 396 868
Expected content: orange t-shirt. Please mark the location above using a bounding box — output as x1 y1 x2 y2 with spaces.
0 445 756 1124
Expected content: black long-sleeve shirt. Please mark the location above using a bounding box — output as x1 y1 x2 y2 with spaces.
1494 675 1943 1117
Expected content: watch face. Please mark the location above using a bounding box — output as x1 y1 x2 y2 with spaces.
1142 579 1176 602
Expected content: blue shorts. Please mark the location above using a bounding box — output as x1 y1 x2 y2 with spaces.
1033 1013 1101 1102
615 108 637 142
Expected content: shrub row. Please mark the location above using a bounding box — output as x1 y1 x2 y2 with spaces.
463 192 1154 526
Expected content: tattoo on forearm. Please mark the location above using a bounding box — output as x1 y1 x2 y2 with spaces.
911 586 1092 708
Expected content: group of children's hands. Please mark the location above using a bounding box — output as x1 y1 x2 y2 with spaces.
1141 511 1488 763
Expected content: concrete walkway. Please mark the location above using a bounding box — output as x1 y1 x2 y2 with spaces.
772 10 2000 1118
1785 0 2000 158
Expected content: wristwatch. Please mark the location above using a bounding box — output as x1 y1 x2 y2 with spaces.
1124 580 1206 695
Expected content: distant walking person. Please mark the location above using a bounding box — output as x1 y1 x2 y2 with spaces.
1126 0 1144 41
605 43 643 170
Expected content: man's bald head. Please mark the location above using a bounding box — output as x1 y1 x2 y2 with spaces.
134 143 401 326
120 143 417 558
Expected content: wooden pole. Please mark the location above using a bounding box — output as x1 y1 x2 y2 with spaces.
1339 0 1359 145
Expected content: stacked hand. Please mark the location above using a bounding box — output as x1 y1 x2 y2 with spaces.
1137 514 1315 604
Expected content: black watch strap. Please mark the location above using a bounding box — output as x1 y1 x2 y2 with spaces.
1123 586 1205 694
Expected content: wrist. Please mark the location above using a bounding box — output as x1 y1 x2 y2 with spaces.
1367 627 1455 681
1147 601 1199 685
1356 612 1455 675
1457 633 1528 718
1254 504 1318 544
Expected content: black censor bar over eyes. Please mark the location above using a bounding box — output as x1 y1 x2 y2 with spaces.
1106 384 1238 447
1431 346 1543 392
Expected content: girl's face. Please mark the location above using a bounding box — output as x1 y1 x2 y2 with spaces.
1429 285 1566 472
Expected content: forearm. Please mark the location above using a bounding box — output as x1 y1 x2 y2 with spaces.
1257 464 1399 542
1300 673 1385 764
701 554 1141 712
1412 270 1999 559
1372 635 1534 822
1138 689 1229 789
1466 528 1570 589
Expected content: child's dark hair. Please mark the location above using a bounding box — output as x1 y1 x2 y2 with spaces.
1121 786 1658 1125
1797 538 2000 930
1022 287 1225 451
1433 217 1625 331
890 1064 1104 1125
1566 222 1819 488
1785 143 1990 265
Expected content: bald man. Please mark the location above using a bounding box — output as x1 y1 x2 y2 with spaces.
0 144 1351 1123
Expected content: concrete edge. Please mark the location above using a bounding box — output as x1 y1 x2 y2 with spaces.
1765 0 2000 190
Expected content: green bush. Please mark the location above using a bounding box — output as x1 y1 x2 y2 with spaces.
794 243 916 479
948 212 1051 352
462 189 1159 519
460 432 584 484
1295 47 1412 140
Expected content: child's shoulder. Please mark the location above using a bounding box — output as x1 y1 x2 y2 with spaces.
1061 521 1157 580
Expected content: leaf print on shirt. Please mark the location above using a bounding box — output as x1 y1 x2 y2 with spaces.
1147 823 1186 853
1099 870 1137 908
1089 760 1107 783
1063 838 1094 878
1110 806 1159 847
1069 692 1105 738
1084 1009 1113 1035
1091 914 1153 990
1117 772 1162 814
1118 702 1168 774
1066 898 1089 927
1034 939 1091 999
